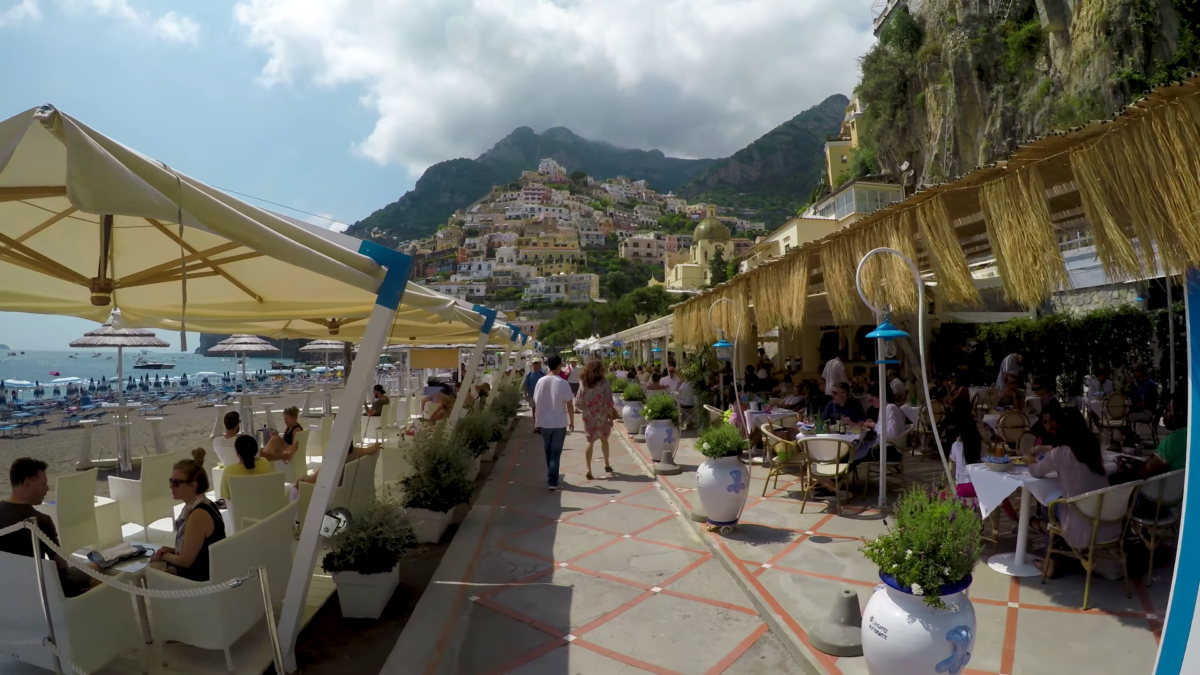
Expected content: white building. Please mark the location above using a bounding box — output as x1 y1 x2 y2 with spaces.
423 281 487 299
495 245 519 265
455 260 494 279
602 183 628 201
523 273 600 304
538 158 567 182
736 221 767 233
506 204 570 220
489 265 537 287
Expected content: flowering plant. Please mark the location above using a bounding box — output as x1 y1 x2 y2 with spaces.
695 424 749 459
861 487 983 609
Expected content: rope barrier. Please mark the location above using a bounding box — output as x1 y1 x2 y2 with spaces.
5 520 255 598
0 635 91 675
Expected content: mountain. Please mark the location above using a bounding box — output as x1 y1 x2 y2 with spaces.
348 127 717 242
677 94 849 227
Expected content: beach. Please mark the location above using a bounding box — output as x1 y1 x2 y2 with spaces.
0 392 316 500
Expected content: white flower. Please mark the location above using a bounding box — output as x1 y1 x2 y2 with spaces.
944 567 952 576
891 563 898 569
910 583 924 596
905 549 913 559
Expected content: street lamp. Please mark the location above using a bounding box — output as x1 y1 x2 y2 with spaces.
855 247 954 508
708 297 751 439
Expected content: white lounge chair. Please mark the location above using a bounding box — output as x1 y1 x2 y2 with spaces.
108 451 184 540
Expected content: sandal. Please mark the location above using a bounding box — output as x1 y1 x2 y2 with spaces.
586 471 594 480
605 465 613 473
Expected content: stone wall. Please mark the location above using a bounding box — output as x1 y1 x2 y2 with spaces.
1049 282 1144 315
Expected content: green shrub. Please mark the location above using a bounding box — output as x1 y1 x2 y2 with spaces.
916 40 942 63
1035 77 1053 99
915 91 926 110
489 381 523 421
322 497 418 575
621 383 646 402
695 424 749 459
861 487 982 609
1049 92 1107 130
879 8 923 54
400 422 476 513
610 376 628 395
643 394 680 424
452 409 495 458
1005 19 1044 73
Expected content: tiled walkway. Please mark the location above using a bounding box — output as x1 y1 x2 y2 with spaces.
385 415 803 675
621 425 1168 675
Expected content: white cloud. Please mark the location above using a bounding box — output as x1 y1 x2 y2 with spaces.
2 0 199 44
0 0 39 27
234 0 875 175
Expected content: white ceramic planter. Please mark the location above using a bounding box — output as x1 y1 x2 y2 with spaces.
613 394 624 408
466 456 482 481
332 565 399 619
621 401 645 434
862 574 976 675
694 455 750 530
483 441 498 461
408 507 454 543
644 419 679 462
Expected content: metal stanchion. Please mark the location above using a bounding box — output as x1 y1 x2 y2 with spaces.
28 519 64 675
258 566 287 675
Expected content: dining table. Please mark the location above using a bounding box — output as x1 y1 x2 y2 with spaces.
966 449 1127 577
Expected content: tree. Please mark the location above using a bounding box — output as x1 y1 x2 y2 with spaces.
627 286 673 319
570 170 588 183
708 246 729 286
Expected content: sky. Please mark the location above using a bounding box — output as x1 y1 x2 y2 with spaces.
0 0 876 350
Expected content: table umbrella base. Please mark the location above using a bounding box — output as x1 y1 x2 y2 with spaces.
987 552 1043 577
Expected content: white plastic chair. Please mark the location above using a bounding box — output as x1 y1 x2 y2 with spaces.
0 551 145 673
53 468 100 555
1132 469 1186 586
107 450 183 540
227 471 287 532
349 451 379 515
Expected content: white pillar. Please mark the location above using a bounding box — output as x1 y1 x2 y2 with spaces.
450 330 491 422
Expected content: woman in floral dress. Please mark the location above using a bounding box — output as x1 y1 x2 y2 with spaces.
576 358 615 479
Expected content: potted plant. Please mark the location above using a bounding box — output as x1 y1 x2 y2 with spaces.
860 487 983 675
489 382 523 438
321 496 419 619
452 409 496 477
642 394 680 462
400 423 476 543
693 424 750 533
610 377 628 408
620 383 646 434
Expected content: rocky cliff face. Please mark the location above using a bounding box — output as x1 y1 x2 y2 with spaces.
863 0 1199 184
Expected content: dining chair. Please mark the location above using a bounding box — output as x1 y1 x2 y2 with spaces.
915 400 945 452
760 424 801 496
1099 393 1130 447
703 404 725 427
973 387 998 420
798 438 854 516
1131 469 1186 586
865 428 910 496
227 472 287 532
995 410 1028 449
1042 480 1142 610
107 450 184 540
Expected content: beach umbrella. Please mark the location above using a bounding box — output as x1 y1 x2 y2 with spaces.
52 385 60 397
33 381 43 398
69 316 169 410
207 335 279 388
300 340 346 369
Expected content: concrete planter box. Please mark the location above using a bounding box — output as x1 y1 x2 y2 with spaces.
408 507 455 544
482 441 499 461
332 565 399 619
466 456 482 482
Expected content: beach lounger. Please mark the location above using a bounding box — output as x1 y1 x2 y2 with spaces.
60 414 86 428
138 404 166 416
0 422 28 438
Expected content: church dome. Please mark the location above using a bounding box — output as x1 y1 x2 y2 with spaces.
693 206 731 242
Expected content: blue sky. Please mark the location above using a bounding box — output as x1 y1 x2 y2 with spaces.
0 0 875 350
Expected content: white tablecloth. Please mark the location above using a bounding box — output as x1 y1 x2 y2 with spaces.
747 410 793 430
900 405 920 424
967 464 1063 518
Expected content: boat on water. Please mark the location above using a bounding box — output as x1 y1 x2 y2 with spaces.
92 352 102 357
133 357 175 370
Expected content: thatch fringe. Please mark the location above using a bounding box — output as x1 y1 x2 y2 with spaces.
672 280 754 347
1069 148 1142 281
915 195 981 305
821 234 861 324
978 168 1069 308
749 250 809 329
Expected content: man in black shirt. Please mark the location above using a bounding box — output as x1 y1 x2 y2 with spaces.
822 382 866 424
0 458 95 597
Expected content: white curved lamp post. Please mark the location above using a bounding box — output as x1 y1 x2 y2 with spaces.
707 298 754 440
855 248 954 507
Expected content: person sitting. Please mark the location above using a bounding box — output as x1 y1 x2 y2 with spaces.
1023 409 1114 577
1136 391 1187 477
260 405 303 462
212 410 241 467
637 365 651 384
429 384 457 423
660 366 682 393
221 435 276 497
1126 363 1159 444
645 373 669 392
888 369 907 401
1030 400 1063 450
743 365 758 394
151 449 226 582
850 387 907 466
363 384 390 417
1088 367 1115 400
298 442 383 487
995 373 1025 411
1032 376 1058 412
850 366 869 396
0 458 99 597
822 382 866 424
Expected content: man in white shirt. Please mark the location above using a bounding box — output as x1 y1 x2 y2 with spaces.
996 353 1022 389
889 369 908 400
533 355 575 491
1088 368 1114 399
821 350 849 396
660 366 682 392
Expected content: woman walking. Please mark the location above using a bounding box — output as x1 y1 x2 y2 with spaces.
576 359 616 480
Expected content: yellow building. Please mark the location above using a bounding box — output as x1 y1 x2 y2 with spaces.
823 95 863 186
741 216 842 273
664 206 732 291
519 245 584 265
536 261 579 276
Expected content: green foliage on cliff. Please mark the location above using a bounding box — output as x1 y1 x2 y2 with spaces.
534 286 678 350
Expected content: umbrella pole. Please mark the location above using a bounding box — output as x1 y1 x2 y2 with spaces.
117 346 124 407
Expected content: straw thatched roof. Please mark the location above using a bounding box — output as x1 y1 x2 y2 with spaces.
299 339 348 352
207 334 279 353
68 324 170 348
672 72 1200 346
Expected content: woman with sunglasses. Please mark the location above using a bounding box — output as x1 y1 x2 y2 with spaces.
151 448 226 581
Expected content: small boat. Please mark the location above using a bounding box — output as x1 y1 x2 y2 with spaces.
92 352 102 358
49 371 60 376
68 354 76 359
133 357 175 370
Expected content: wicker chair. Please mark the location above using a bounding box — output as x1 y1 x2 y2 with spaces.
798 437 854 516
915 400 945 454
1042 480 1142 610
1099 393 1130 447
703 404 725 427
760 424 802 495
995 410 1028 451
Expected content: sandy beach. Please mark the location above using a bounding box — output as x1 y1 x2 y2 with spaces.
0 392 318 500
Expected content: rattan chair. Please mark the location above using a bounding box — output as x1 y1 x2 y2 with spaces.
760 424 801 496
915 400 945 451
995 410 1028 450
865 428 910 497
703 404 725 427
1099 393 1130 447
798 437 854 516
1042 480 1142 610
973 387 999 420
1131 469 1186 586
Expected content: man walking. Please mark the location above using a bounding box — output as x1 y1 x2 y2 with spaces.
524 359 546 432
533 355 575 491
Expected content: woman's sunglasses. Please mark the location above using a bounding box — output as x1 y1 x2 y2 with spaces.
169 479 191 488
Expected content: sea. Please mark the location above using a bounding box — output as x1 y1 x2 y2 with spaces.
0 350 285 387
